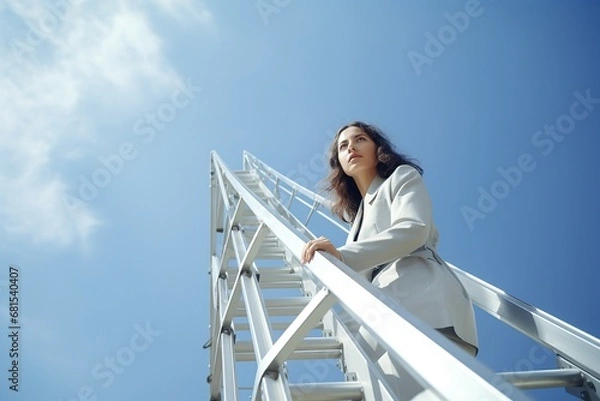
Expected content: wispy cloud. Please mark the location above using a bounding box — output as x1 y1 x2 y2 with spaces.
150 0 213 25
0 0 212 249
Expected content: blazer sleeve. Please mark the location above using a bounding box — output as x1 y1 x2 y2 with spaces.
337 165 432 272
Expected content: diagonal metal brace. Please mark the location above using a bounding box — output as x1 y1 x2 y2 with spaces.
251 288 337 401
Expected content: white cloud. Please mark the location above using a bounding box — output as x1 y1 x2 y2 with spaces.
149 0 213 25
0 0 211 249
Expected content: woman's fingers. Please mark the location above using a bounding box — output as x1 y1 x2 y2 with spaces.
301 237 339 264
301 241 314 264
301 240 314 264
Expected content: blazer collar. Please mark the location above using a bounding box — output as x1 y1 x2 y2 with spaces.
364 174 385 205
346 174 385 243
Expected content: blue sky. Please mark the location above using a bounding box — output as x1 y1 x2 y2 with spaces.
0 1 599 400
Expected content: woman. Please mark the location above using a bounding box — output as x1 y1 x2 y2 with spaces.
301 121 478 399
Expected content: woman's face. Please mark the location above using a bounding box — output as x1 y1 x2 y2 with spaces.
337 126 378 177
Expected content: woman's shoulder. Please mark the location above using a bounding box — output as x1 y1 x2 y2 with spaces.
386 164 423 186
373 164 425 202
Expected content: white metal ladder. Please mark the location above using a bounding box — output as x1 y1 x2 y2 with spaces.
206 150 600 401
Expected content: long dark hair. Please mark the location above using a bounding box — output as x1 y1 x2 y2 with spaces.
324 121 423 223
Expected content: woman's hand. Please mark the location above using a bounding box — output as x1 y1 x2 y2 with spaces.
301 236 342 264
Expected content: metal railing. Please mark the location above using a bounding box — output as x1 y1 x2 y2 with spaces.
208 150 549 401
242 150 600 393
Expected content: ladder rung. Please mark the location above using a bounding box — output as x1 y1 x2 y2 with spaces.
226 267 294 275
234 321 324 331
235 338 342 361
235 297 311 317
236 171 261 179
245 182 261 187
235 348 342 362
259 266 295 273
498 368 584 390
257 280 303 289
227 278 302 290
236 338 341 351
258 244 284 253
241 175 260 181
228 271 303 289
256 251 286 259
241 229 278 241
258 240 281 248
289 382 363 401
254 273 302 282
229 246 285 259
228 277 302 289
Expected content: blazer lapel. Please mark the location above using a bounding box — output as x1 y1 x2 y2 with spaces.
365 175 385 205
346 200 363 244
346 174 385 243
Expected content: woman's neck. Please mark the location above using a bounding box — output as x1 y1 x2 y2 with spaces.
354 170 378 198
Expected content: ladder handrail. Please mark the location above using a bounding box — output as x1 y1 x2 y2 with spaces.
211 150 531 401
243 150 332 209
243 150 350 233
241 151 600 384
451 266 600 380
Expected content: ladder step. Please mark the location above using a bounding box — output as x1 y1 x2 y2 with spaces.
229 280 303 290
237 272 302 283
255 237 280 246
234 321 324 331
236 177 259 184
235 338 342 361
228 271 303 289
232 242 286 259
235 348 342 362
235 171 260 179
289 382 363 401
259 280 304 289
256 250 287 259
226 267 295 276
235 297 311 317
241 232 280 245
498 368 583 390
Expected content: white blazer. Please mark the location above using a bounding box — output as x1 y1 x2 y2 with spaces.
337 165 478 349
